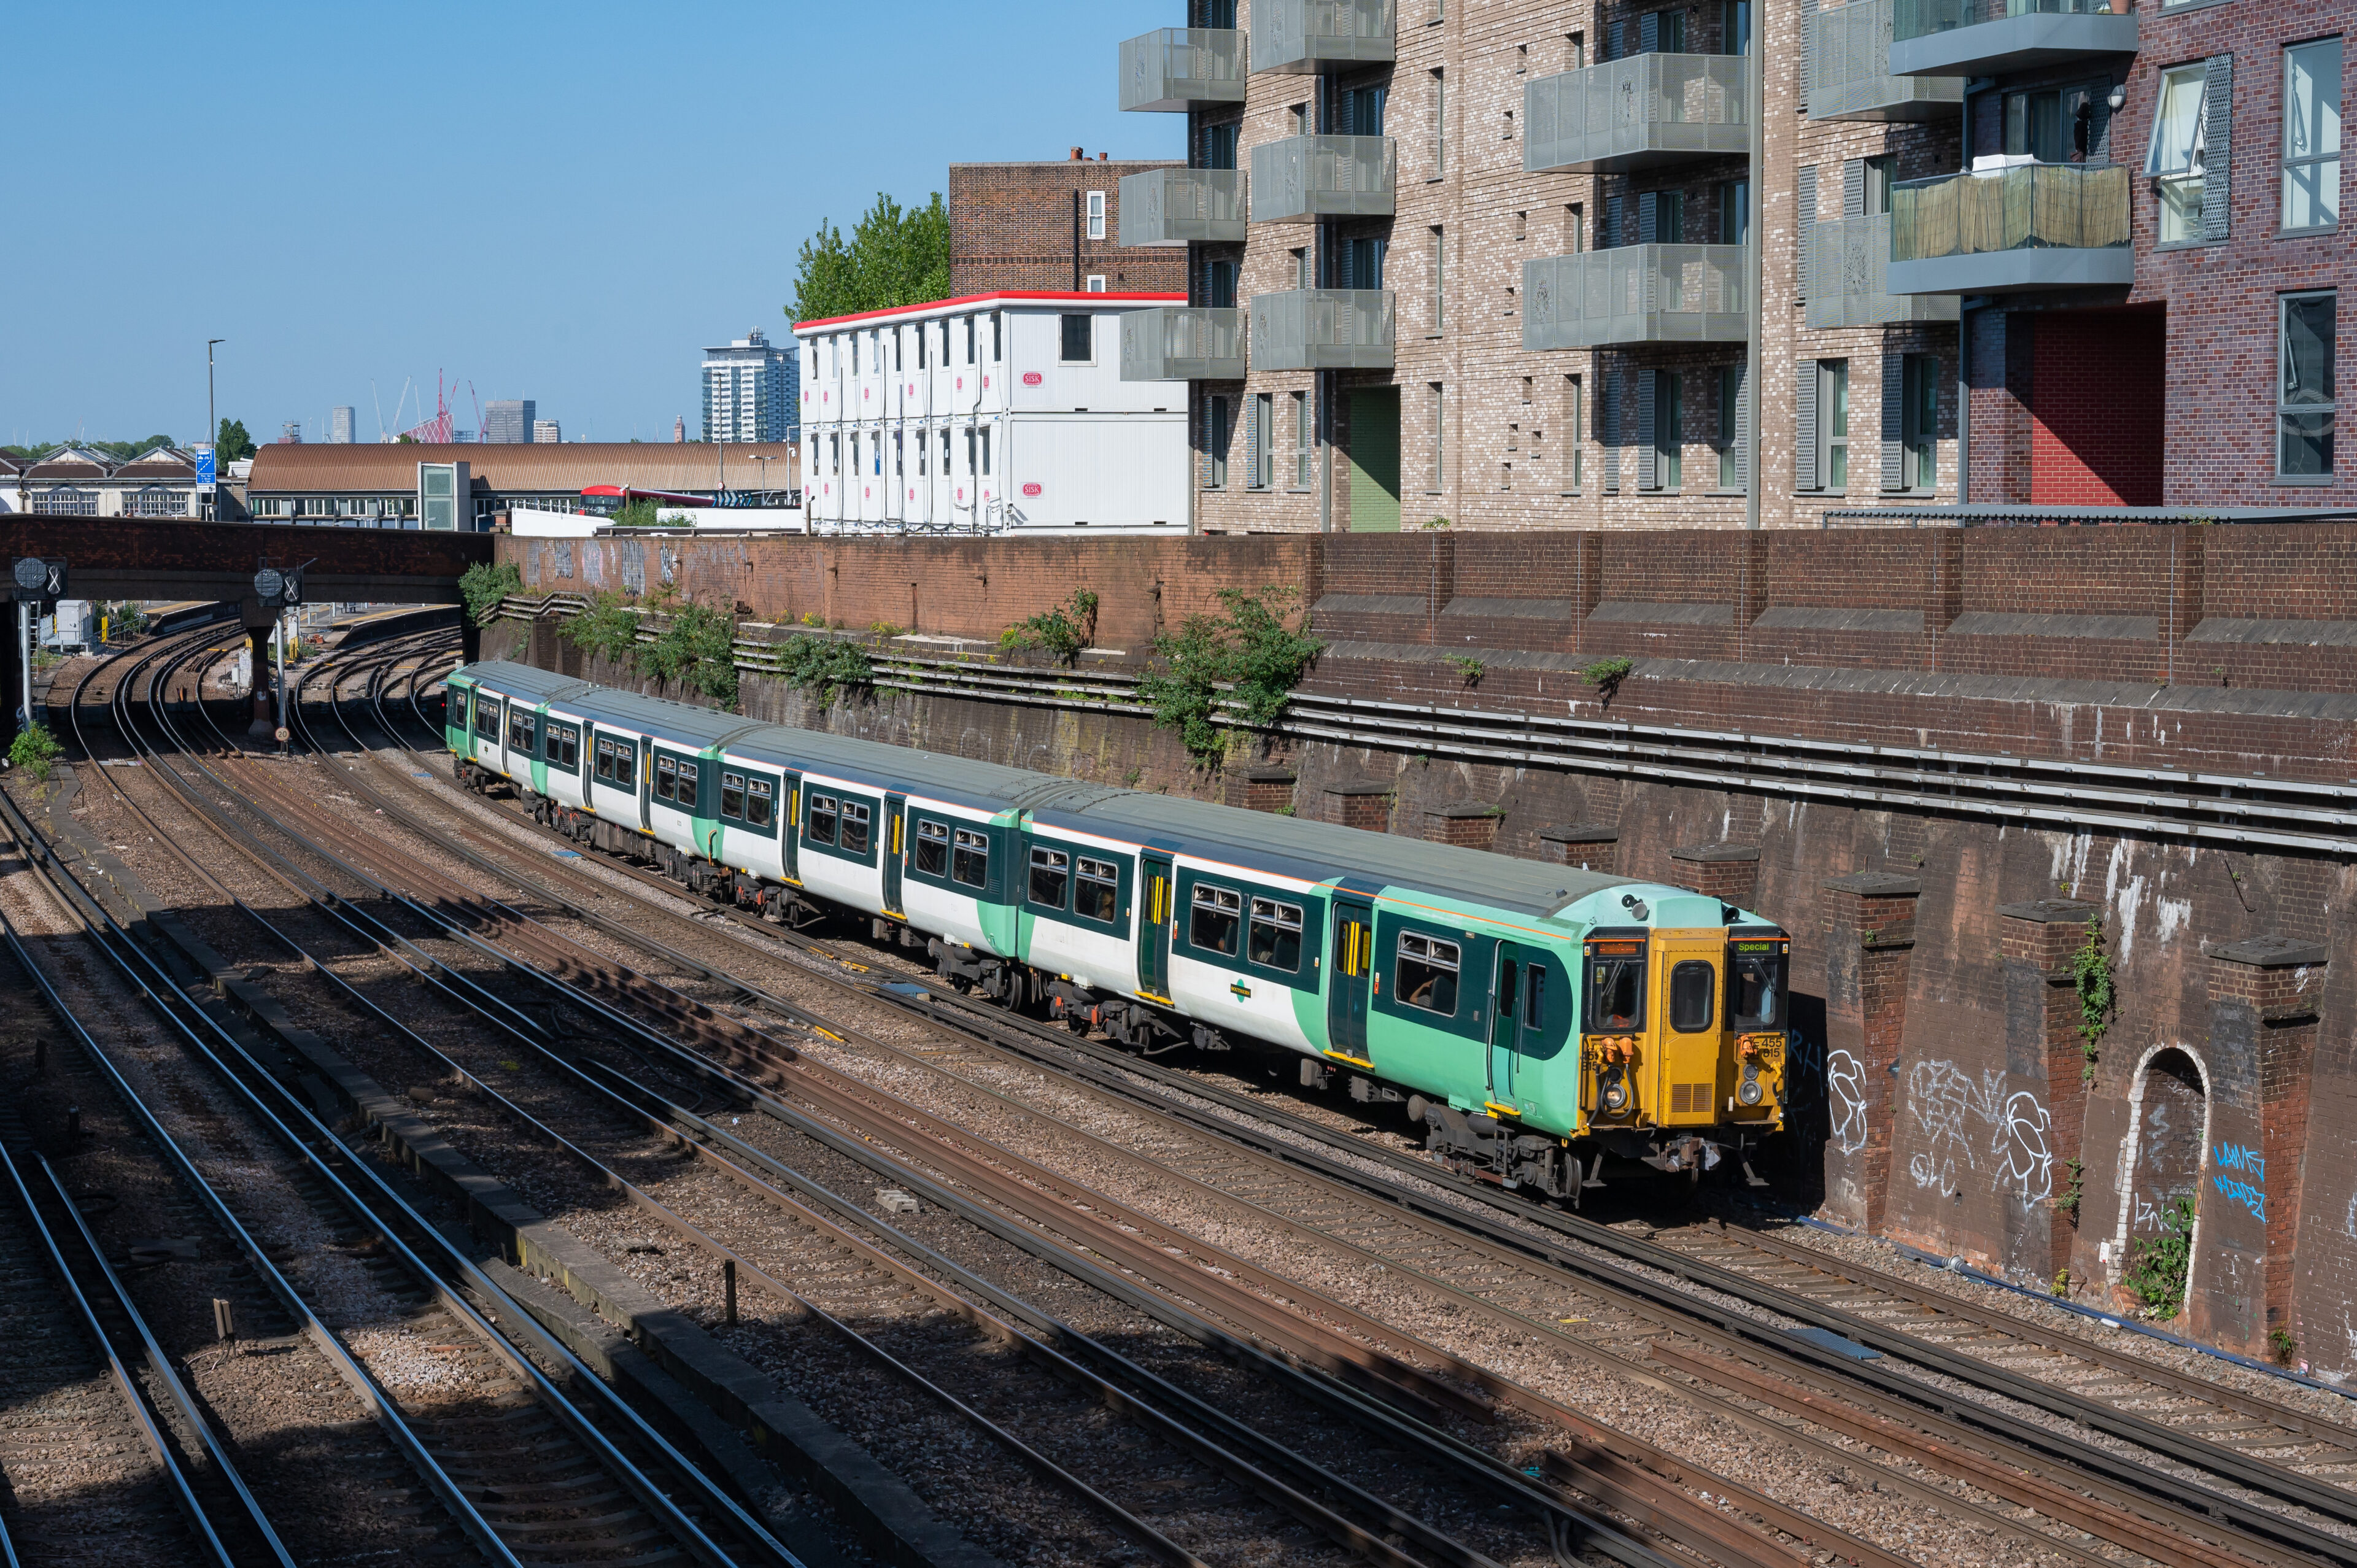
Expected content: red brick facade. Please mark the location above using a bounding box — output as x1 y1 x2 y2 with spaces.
948 158 1186 296
2029 313 2165 508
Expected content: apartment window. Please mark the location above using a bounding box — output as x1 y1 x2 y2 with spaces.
2280 291 2337 478
1654 370 1682 491
1430 226 1446 331
1657 10 1687 52
1517 43 1528 74
1566 31 1585 69
1862 155 1894 216
1292 390 1312 487
1201 120 1240 169
1565 203 1584 252
1206 395 1232 487
1428 383 1446 489
2283 39 2342 232
1431 70 1446 177
1721 0 1750 55
1061 313 1093 361
1521 376 1534 404
1821 360 1850 490
1248 392 1274 489
1203 257 1239 308
1902 354 1939 492
1337 84 1387 136
1717 365 1742 490
1566 376 1584 490
2148 65 2209 243
1716 178 1749 244
1291 101 1310 135
1290 247 1310 288
1514 209 1528 241
1085 275 1107 292
1086 189 1107 240
1657 190 1686 242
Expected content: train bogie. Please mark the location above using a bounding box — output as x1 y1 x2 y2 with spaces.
446 662 1790 1200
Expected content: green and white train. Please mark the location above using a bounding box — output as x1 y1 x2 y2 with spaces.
446 661 1792 1197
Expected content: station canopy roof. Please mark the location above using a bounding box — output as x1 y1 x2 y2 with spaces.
246 442 799 496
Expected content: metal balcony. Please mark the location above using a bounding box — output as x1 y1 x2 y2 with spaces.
1890 0 2138 77
1250 289 1394 370
1250 135 1395 222
1809 0 1963 119
1523 54 1750 174
1887 163 2133 294
1120 168 1247 245
1522 246 1747 350
1121 307 1245 380
1805 214 1960 328
1118 28 1247 112
1252 0 1395 74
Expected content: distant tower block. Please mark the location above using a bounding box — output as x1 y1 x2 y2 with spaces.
281 421 302 444
673 416 686 443
482 399 535 444
329 406 356 444
533 420 561 444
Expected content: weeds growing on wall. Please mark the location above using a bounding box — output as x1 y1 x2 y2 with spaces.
642 600 741 709
2123 1194 2196 1318
2053 1157 2085 1222
2073 921 2114 1083
1446 654 1485 686
1582 654 1633 690
1140 586 1323 764
773 633 874 705
8 724 61 782
1001 589 1099 665
459 561 524 625
559 590 644 671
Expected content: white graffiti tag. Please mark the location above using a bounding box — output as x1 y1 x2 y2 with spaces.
1826 1049 1869 1156
1903 1060 2054 1206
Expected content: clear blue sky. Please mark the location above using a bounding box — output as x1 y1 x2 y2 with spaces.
7 0 1178 449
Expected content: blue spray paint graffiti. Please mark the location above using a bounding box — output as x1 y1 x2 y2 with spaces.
2212 1142 2266 1222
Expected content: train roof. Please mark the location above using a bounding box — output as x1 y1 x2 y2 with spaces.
459 660 1636 918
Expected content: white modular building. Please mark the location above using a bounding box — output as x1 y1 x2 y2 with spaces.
792 290 1188 535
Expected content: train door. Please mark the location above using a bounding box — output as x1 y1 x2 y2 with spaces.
1652 932 1725 1125
1137 853 1174 1001
1488 943 1547 1114
637 735 653 832
881 792 907 915
782 771 802 883
1328 898 1374 1062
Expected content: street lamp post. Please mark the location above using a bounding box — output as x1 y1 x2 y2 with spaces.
206 338 225 521
748 452 775 501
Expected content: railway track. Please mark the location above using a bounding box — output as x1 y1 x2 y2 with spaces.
1 627 802 1568
92 629 1636 1566
344 631 2357 1568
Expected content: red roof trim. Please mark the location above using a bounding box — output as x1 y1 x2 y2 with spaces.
792 290 1185 332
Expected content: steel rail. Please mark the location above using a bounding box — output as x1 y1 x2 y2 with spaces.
29 641 795 1568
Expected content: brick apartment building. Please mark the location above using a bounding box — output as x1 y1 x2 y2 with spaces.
1110 0 2351 531
948 152 1190 295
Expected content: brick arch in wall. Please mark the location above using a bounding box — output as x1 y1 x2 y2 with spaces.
2030 308 2166 507
2111 1040 2212 1310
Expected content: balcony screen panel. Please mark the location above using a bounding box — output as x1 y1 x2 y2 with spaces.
1250 135 1396 220
1523 55 1749 172
1891 163 2131 260
1805 214 1960 327
1252 0 1398 73
1120 168 1247 244
1120 28 1247 112
1809 0 1964 118
1120 307 1245 379
1250 290 1396 369
1523 247 1747 349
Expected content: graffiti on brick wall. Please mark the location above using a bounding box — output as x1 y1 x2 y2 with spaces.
2212 1142 2267 1223
1827 1048 1868 1155
1904 1060 2054 1203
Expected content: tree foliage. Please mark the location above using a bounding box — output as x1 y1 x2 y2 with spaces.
790 192 951 323
215 418 256 462
2 434 183 462
772 634 875 705
1000 589 1099 664
459 562 524 625
559 591 643 671
643 601 740 709
2124 1194 2196 1318
1139 587 1323 764
9 724 61 782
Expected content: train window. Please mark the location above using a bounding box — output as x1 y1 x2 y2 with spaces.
507 710 535 754
594 737 616 782
1670 960 1716 1033
1730 947 1786 1030
1584 950 1646 1032
1524 965 1546 1031
676 761 699 809
721 772 746 820
1029 848 1069 909
915 819 950 876
1249 898 1303 971
473 697 499 739
952 827 989 889
746 779 773 828
1076 857 1120 922
1190 884 1242 956
807 794 838 845
840 801 872 855
655 756 678 803
1395 933 1460 1016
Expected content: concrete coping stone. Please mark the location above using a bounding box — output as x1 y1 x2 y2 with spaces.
1427 800 1502 819
1671 841 1760 863
1322 778 1395 796
1245 766 1298 783
2210 934 2330 968
1538 821 1619 843
1996 897 2102 923
1822 871 1923 897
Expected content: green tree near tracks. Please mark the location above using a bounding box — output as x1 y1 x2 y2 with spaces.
643 601 741 709
1140 587 1323 763
789 192 951 322
459 562 524 624
559 592 644 671
9 724 62 782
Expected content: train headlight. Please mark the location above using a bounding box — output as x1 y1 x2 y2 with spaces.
1741 1060 1760 1081
1600 1071 1629 1114
1738 1079 1765 1106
